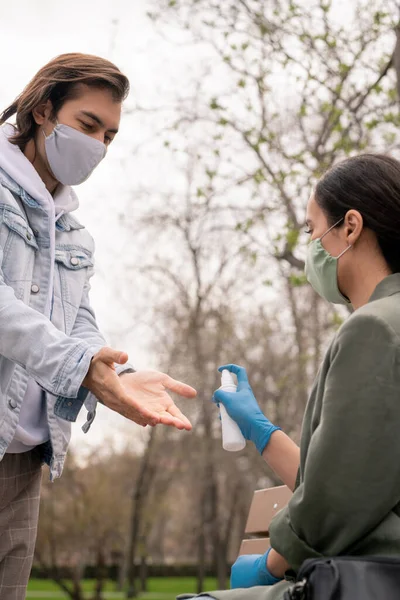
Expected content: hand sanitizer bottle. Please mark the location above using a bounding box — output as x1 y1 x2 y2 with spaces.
219 370 246 452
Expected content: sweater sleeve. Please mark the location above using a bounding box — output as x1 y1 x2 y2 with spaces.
269 313 400 571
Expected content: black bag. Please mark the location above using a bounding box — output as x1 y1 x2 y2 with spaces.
284 556 400 600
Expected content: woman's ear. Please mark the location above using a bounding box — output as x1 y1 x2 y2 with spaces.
32 100 53 125
345 210 363 246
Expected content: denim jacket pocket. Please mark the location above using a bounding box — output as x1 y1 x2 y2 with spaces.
55 246 93 272
1 206 38 283
54 245 94 332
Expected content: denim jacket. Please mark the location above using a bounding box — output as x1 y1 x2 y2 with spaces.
0 168 132 479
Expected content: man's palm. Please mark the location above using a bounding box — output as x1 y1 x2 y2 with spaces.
120 370 195 430
83 348 196 429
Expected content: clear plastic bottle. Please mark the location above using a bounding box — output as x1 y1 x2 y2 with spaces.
219 370 246 452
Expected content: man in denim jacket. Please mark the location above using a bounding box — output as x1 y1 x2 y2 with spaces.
0 53 196 598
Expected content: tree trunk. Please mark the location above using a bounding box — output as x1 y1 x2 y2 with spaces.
218 483 241 589
126 429 157 599
197 518 206 594
92 546 107 600
116 550 128 592
72 563 85 600
286 280 309 436
139 554 148 592
209 475 226 590
35 550 82 600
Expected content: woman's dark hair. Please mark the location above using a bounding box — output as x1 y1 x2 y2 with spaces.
315 154 400 273
0 53 130 151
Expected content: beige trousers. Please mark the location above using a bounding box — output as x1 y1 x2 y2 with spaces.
0 450 42 599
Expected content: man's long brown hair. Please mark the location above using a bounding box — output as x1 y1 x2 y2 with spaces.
0 53 130 150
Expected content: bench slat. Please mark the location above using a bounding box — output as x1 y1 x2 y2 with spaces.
239 538 271 555
245 485 292 535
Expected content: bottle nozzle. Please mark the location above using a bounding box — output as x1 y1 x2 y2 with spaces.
221 369 235 387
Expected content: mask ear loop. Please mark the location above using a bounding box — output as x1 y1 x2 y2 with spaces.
42 119 59 140
320 216 352 259
336 244 352 259
320 217 344 240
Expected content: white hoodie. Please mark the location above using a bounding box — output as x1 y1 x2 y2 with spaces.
0 124 79 453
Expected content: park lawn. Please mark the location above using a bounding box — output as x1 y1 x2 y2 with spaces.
27 577 222 599
28 578 118 592
148 577 219 593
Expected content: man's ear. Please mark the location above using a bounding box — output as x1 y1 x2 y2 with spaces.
32 100 53 125
345 209 363 246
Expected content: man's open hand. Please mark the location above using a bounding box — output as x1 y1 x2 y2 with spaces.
82 347 196 429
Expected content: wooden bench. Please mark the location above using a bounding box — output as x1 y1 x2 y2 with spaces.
239 485 292 555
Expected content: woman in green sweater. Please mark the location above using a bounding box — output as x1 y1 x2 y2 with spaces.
187 154 400 600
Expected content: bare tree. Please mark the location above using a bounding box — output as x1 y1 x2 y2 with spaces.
119 149 324 590
134 0 397 429
36 450 137 600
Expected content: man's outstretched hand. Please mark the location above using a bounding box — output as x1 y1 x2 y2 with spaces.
82 347 196 429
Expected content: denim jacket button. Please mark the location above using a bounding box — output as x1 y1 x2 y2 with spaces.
8 398 17 410
31 284 40 294
26 231 32 241
70 257 79 266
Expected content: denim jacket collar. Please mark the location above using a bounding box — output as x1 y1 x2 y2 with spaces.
0 167 41 209
0 167 84 232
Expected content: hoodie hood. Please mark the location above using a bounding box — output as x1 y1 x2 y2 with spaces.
0 123 79 216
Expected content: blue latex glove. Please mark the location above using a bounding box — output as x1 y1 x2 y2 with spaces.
230 549 283 589
213 364 281 454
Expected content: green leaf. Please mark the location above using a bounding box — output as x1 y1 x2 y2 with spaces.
338 63 351 76
289 274 307 287
372 84 383 94
244 218 254 232
373 11 388 25
286 228 299 252
365 118 379 130
383 132 397 146
210 97 223 110
253 170 265 184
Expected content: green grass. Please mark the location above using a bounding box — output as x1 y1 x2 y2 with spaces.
26 577 221 600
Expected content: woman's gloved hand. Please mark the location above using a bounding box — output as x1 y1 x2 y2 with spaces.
230 549 283 589
213 364 280 454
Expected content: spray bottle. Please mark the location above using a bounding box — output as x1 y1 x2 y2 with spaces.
219 370 246 452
